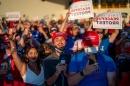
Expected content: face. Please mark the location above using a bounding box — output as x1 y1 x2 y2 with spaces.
38 23 43 27
23 22 31 29
26 48 38 62
54 36 66 49
70 26 79 36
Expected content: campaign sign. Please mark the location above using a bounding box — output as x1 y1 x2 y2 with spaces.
93 12 122 29
6 12 20 21
68 0 94 20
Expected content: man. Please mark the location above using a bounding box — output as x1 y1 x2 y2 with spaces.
94 29 119 56
116 39 130 86
68 31 116 86
43 32 71 86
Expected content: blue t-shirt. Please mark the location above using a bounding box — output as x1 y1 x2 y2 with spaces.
64 35 81 54
99 38 111 55
69 51 116 86
31 30 42 43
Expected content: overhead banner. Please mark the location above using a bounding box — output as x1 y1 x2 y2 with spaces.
93 12 122 29
68 0 94 20
6 12 20 21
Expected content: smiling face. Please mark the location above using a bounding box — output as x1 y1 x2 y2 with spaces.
26 48 38 62
54 36 66 50
23 21 31 29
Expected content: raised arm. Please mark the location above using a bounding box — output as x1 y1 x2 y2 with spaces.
38 26 49 40
59 11 69 32
0 21 4 31
109 29 119 43
10 39 26 76
18 28 30 47
87 22 93 31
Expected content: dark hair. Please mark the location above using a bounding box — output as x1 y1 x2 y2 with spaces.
22 46 41 65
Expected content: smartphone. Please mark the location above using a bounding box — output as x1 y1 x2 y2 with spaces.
88 59 95 65
60 59 66 65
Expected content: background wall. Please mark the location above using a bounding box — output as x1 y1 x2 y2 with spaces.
0 0 67 20
0 0 130 20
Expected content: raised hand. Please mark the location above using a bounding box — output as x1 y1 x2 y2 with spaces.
22 28 30 36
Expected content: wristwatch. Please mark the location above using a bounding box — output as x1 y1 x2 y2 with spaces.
80 70 85 76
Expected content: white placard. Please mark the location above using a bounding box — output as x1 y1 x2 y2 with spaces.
68 0 94 20
6 12 20 21
93 12 122 29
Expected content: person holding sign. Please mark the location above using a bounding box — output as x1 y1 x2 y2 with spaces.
94 28 119 56
87 16 119 56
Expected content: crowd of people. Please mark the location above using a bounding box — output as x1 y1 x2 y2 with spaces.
0 12 130 86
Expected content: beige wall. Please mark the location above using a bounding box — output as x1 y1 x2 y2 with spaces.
0 0 130 20
0 0 67 20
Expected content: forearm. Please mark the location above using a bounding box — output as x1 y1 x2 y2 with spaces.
0 22 4 31
10 40 24 72
59 12 69 32
46 71 60 86
108 79 115 86
108 77 116 86
68 63 98 86
18 34 26 47
60 21 68 32
109 29 119 43
87 22 93 31
68 72 84 86
107 72 116 86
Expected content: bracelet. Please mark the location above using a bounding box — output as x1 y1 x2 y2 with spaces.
80 70 85 77
11 47 16 54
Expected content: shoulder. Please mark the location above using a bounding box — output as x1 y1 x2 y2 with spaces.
43 53 56 61
99 54 116 71
99 54 114 63
102 38 109 43
71 51 86 61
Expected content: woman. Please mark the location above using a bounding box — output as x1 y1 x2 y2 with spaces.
9 39 45 86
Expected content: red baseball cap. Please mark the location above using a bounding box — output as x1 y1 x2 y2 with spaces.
82 31 99 47
51 32 66 42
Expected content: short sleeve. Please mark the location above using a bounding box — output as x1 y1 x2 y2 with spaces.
68 51 87 73
104 55 116 72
